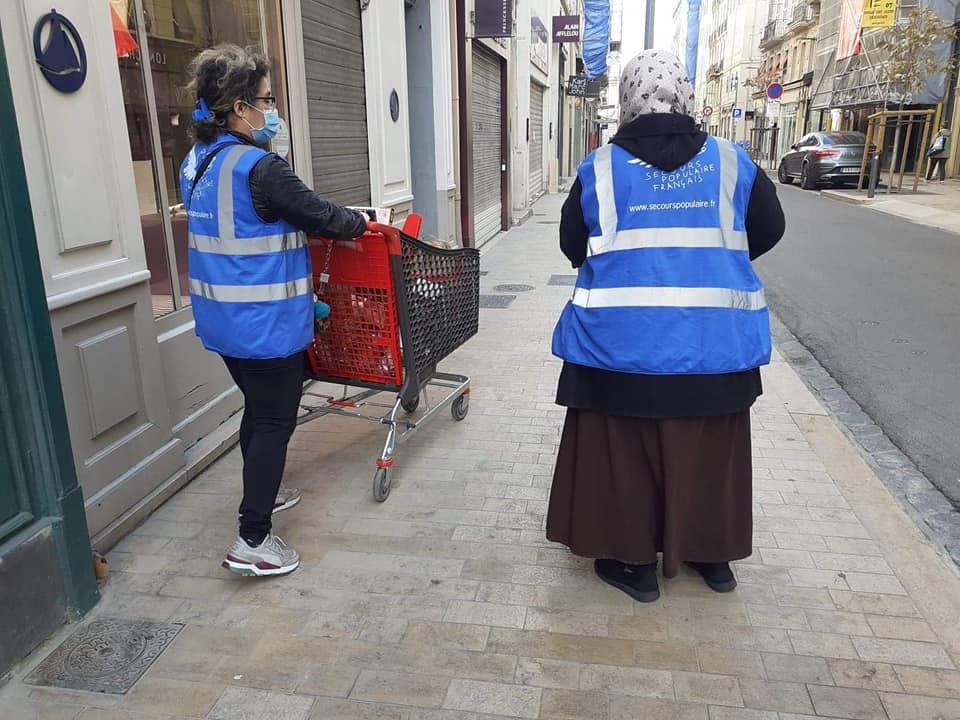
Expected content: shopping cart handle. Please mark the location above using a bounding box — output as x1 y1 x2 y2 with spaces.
366 222 403 254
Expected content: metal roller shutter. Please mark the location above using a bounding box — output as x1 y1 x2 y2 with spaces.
472 46 503 245
301 0 371 205
529 82 545 201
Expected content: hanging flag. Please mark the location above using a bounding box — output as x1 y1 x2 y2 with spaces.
686 0 702 87
583 0 610 79
836 0 862 60
111 4 139 58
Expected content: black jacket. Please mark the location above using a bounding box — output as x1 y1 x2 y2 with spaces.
556 113 786 419
226 132 368 238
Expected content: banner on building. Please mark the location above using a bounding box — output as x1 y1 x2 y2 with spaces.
861 0 897 27
583 0 610 79
836 0 863 60
475 0 514 38
686 0 702 87
552 15 581 42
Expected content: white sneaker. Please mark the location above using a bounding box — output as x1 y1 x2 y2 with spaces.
273 487 301 515
222 533 300 577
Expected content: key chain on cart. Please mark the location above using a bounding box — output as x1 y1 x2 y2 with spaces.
314 239 334 333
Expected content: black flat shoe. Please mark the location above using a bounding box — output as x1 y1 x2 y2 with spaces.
595 559 660 603
686 561 738 593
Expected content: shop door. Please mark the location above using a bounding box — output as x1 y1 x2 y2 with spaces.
529 81 545 201
472 46 504 245
301 0 371 205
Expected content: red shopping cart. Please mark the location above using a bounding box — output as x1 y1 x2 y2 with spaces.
298 216 480 501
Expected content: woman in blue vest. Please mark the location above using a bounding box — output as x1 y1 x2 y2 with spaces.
548 51 785 601
182 45 369 577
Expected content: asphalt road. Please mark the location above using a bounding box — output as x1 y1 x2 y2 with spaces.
755 180 960 504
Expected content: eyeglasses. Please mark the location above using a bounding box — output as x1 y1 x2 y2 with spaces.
253 95 277 108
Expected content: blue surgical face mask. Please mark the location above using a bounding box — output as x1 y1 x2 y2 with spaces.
242 102 281 144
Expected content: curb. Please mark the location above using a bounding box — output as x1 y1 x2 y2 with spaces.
771 314 960 569
819 189 870 205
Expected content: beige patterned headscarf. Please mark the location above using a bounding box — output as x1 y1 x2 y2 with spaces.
620 50 695 123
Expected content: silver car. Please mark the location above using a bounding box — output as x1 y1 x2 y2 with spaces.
777 131 868 190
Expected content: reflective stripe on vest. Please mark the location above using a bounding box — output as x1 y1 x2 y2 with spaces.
189 276 312 303
571 286 766 311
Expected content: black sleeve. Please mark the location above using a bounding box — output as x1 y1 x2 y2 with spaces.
560 178 589 268
745 165 786 260
248 154 368 238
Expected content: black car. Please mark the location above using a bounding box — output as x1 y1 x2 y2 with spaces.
777 131 868 190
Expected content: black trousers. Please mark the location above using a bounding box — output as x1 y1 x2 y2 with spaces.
222 352 306 544
927 158 947 182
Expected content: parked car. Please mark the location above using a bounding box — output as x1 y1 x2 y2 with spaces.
777 131 869 190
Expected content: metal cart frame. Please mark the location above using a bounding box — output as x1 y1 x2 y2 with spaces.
297 220 479 502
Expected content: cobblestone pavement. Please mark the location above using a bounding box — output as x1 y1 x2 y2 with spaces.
5 194 960 720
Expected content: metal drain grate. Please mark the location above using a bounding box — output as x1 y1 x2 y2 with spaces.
547 275 577 286
536 220 559 225
26 618 183 694
493 284 535 293
479 294 516 309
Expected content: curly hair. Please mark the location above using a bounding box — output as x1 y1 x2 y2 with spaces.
187 44 270 143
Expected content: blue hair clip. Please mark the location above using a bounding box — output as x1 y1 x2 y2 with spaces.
192 98 212 122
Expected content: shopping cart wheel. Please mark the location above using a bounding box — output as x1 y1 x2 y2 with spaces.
373 467 392 502
451 394 469 421
401 395 420 414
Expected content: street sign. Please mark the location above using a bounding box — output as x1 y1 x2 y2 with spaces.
767 82 784 100
862 0 897 27
767 100 781 118
732 107 743 119
702 105 714 117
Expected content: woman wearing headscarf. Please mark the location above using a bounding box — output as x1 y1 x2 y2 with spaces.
547 51 785 602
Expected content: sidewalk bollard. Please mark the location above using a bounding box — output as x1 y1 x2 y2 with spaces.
867 152 881 199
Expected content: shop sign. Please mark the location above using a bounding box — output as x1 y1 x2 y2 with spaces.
531 16 549 43
552 15 581 42
862 0 897 27
33 10 87 93
475 0 514 38
567 75 587 96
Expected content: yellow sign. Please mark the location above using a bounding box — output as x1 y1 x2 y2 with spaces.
862 0 897 27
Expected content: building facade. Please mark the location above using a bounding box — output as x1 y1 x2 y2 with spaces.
694 0 771 142
751 0 820 164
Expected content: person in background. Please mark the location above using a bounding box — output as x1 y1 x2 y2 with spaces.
181 44 368 577
927 127 951 184
548 50 785 602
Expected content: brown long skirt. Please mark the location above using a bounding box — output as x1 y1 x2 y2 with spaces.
546 409 753 578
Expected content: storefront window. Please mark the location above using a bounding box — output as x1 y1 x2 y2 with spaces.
114 0 287 318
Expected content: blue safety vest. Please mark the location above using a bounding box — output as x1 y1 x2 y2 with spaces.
552 137 771 374
180 134 312 360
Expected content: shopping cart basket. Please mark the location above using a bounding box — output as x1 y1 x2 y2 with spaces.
298 216 480 501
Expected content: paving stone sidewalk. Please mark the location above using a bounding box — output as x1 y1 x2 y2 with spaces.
5 193 960 720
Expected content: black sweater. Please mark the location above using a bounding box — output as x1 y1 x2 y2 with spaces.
226 132 368 238
556 113 786 419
